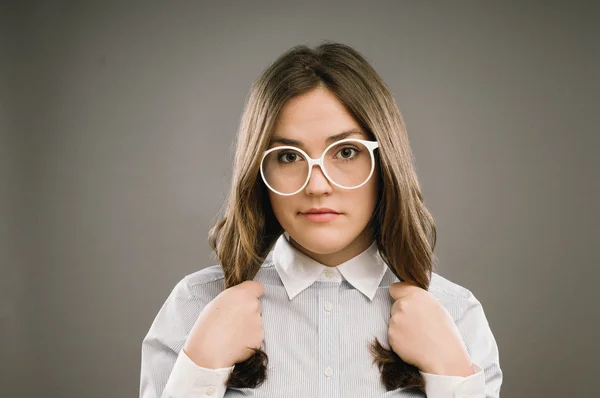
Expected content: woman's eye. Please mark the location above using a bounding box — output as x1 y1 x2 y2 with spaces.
335 147 358 159
278 152 299 163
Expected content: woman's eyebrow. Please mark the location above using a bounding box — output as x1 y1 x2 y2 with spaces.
269 129 363 147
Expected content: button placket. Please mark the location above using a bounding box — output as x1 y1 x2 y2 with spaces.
318 283 340 398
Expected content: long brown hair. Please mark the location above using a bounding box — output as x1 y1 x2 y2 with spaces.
208 42 437 392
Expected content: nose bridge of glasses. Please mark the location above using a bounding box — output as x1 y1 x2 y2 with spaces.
305 156 330 187
307 156 324 168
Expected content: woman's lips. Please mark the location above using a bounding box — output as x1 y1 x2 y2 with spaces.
300 212 341 223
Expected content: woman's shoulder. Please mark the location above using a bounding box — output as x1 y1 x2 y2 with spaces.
184 264 226 287
163 265 227 305
183 259 276 286
428 272 473 299
428 272 488 322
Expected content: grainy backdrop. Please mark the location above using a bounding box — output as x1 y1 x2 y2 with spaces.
1 1 598 397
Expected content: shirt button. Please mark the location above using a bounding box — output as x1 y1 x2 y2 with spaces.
206 386 216 395
324 269 335 278
324 366 333 377
324 301 333 312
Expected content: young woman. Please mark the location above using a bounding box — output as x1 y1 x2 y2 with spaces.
140 42 503 398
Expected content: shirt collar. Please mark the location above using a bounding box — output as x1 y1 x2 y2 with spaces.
271 233 387 301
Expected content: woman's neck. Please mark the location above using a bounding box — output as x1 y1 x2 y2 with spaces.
289 227 375 267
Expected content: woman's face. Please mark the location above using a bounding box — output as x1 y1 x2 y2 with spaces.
267 86 379 266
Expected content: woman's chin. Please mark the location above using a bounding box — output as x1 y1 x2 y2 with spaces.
290 232 353 255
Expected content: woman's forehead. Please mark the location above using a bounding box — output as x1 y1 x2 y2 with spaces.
268 87 371 149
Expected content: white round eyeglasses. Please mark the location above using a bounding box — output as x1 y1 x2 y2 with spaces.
260 138 379 196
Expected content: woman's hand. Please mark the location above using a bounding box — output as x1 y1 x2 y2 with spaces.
388 282 474 376
184 280 265 369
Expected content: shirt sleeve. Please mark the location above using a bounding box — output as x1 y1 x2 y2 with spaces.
418 289 503 398
419 362 486 398
140 276 227 398
163 348 234 398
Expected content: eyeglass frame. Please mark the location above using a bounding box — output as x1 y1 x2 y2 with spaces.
259 138 380 196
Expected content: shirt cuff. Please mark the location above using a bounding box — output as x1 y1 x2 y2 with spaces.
163 349 234 398
419 362 485 398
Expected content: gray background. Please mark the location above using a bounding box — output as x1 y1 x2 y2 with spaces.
1 1 598 397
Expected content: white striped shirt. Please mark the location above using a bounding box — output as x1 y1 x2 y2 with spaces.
140 234 502 397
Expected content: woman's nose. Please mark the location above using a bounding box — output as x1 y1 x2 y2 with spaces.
304 165 333 196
